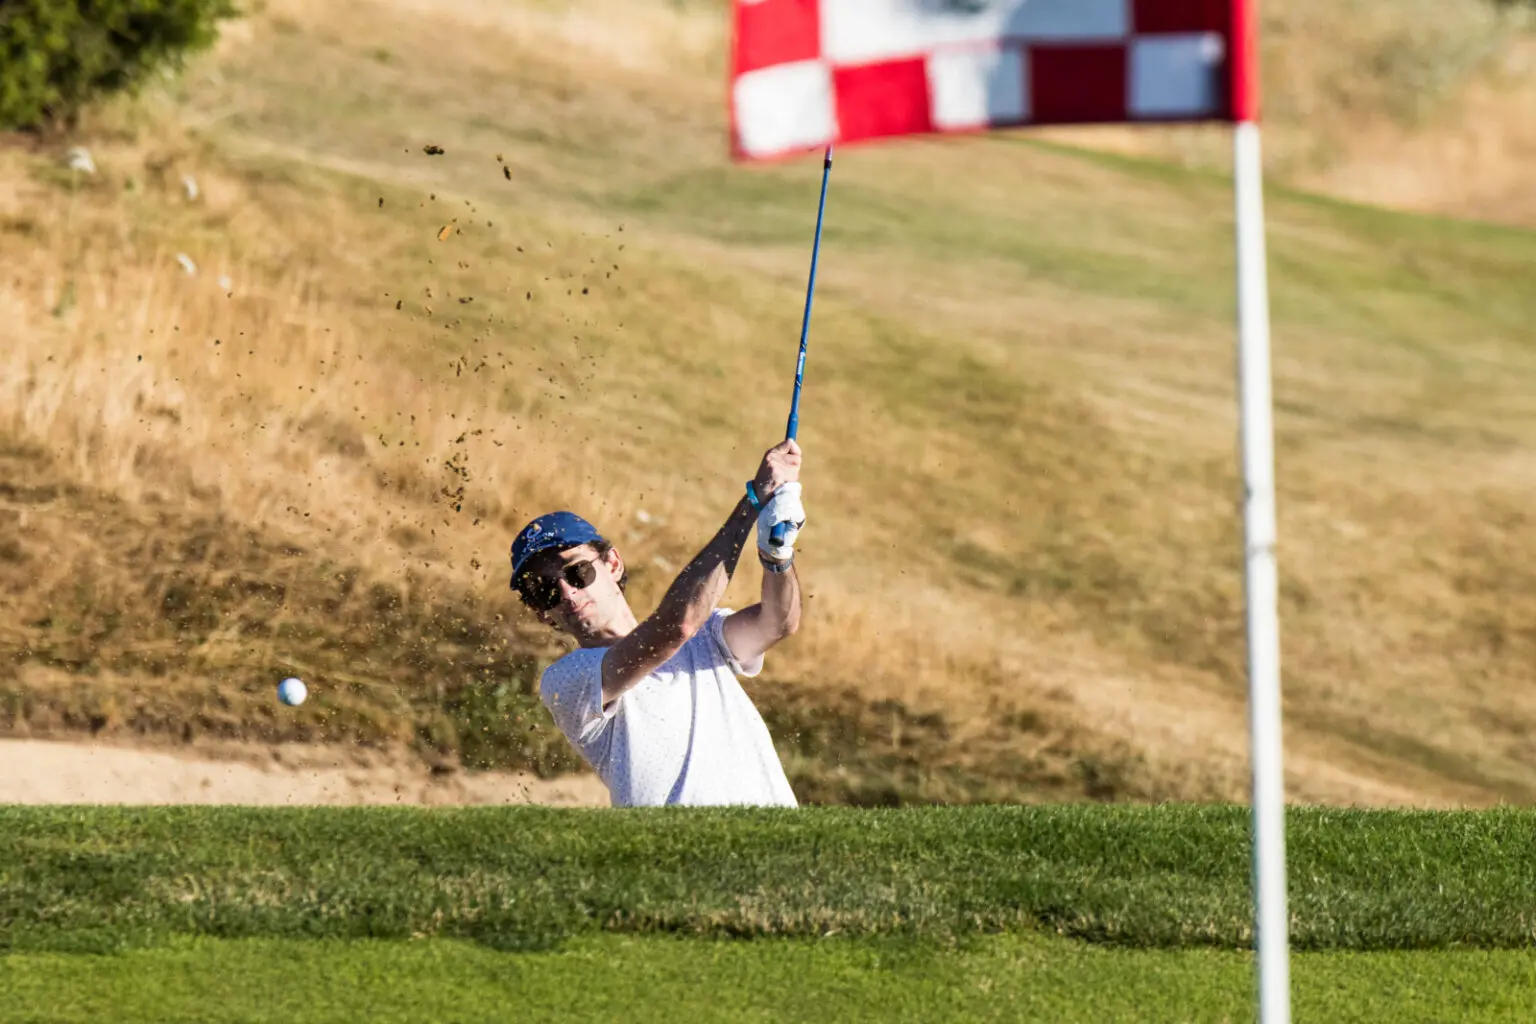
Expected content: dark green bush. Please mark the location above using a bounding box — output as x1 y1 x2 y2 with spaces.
0 0 236 131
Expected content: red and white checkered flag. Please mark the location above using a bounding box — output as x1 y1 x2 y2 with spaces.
730 0 1243 160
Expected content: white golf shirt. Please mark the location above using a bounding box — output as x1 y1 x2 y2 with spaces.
539 609 799 808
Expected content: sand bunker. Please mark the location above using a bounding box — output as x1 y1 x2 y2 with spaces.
0 737 609 807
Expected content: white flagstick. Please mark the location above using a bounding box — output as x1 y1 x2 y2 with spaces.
1232 2 1291 1012
1235 117 1289 1023
1230 2 1289 1021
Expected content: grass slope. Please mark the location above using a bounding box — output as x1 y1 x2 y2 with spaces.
4 0 1536 806
5 805 1536 954
6 934 1536 1024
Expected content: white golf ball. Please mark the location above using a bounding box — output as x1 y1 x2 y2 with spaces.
277 677 308 706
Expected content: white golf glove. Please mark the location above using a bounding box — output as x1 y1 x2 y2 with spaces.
757 482 805 562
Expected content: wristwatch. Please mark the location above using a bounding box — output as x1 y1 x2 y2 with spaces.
759 551 794 574
745 481 766 511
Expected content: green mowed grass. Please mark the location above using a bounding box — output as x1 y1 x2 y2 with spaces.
5 805 1536 953
6 805 1536 1021
4 933 1536 1024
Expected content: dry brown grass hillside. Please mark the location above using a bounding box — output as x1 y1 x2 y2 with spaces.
4 0 1536 807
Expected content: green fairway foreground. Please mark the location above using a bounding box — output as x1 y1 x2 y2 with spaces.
3 933 1535 1024
6 805 1536 954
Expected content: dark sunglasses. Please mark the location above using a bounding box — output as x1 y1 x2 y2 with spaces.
514 558 600 612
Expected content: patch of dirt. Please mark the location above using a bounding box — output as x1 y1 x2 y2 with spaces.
0 737 609 807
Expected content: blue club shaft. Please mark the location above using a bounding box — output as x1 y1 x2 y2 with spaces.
784 145 833 444
771 146 832 549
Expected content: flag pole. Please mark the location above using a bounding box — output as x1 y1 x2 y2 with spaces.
1231 1 1290 1021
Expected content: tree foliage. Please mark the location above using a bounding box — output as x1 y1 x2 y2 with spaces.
0 0 236 131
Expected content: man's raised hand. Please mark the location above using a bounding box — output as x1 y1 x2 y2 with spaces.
753 440 805 563
753 439 802 502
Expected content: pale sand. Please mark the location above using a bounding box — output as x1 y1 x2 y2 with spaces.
0 738 610 807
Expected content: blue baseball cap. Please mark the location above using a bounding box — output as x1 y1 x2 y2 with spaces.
510 511 605 582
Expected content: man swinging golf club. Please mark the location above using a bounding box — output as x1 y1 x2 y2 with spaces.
513 145 833 808
509 439 806 807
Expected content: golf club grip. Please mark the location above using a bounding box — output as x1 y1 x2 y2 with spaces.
768 429 793 548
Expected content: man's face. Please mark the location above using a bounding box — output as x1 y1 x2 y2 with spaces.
517 543 626 638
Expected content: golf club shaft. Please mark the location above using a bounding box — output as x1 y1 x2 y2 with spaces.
784 145 832 444
771 145 832 548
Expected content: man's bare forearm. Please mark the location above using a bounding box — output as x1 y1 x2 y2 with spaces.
653 498 756 639
757 558 801 638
